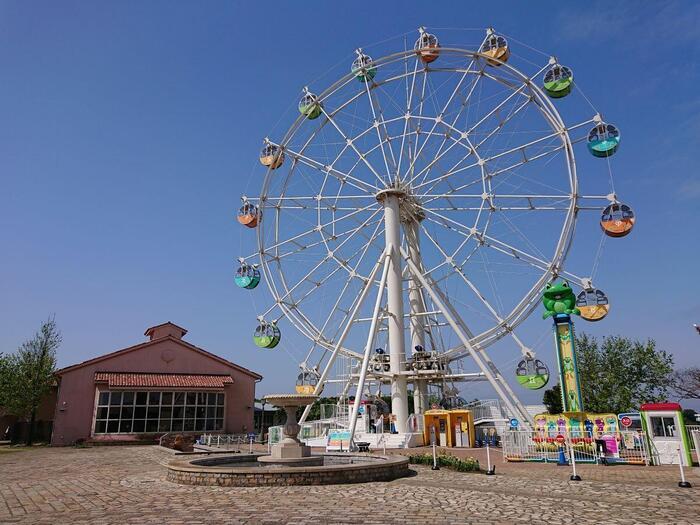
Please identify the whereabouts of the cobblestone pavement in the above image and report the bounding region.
[1,446,699,524]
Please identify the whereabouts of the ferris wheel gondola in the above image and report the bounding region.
[253,321,280,349]
[576,288,610,322]
[237,201,261,228]
[588,121,620,157]
[515,358,550,390]
[299,91,323,120]
[543,63,573,98]
[414,27,440,63]
[352,49,377,82]
[259,142,284,169]
[600,202,635,237]
[234,263,260,290]
[481,31,510,66]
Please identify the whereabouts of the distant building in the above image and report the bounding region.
[51,322,262,445]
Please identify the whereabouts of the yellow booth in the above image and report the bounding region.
[423,409,475,447]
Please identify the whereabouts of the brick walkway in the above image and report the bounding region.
[0,446,698,524]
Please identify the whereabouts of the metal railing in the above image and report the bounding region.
[686,425,700,450]
[502,429,649,465]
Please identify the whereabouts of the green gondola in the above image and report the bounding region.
[543,64,573,98]
[351,51,376,82]
[253,322,281,348]
[515,358,550,390]
[234,264,260,290]
[299,92,323,120]
[587,122,620,157]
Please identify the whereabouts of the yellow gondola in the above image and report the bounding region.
[295,371,319,395]
[481,32,510,66]
[576,288,610,322]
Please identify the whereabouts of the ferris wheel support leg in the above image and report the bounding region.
[383,193,409,434]
[348,252,392,448]
[299,248,388,425]
[406,221,428,416]
[400,247,533,430]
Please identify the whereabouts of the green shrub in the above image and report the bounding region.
[408,453,480,472]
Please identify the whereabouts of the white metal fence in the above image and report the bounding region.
[502,430,649,465]
[686,425,700,450]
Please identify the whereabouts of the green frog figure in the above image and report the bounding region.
[542,281,580,319]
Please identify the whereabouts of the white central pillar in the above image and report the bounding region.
[381,191,408,433]
[405,221,428,416]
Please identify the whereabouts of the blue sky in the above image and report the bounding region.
[1,1,698,408]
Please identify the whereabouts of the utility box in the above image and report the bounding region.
[423,409,474,447]
[449,409,474,448]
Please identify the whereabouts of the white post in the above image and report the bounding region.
[486,442,495,475]
[382,191,409,433]
[348,252,392,447]
[569,439,581,481]
[249,435,253,454]
[678,445,692,488]
[405,221,428,417]
[299,250,387,424]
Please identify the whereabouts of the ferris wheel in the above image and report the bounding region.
[235,27,635,432]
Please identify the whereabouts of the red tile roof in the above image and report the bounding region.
[94,372,234,389]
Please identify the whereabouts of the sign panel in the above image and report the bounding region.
[620,416,632,428]
[326,430,351,451]
[509,418,519,429]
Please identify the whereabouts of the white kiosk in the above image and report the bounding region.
[640,402,693,466]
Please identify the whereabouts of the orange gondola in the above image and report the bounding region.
[259,142,284,169]
[600,202,635,237]
[414,27,440,64]
[237,201,260,228]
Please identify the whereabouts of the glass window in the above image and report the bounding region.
[93,389,226,434]
[651,416,677,438]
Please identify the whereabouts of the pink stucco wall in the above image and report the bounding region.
[51,331,260,446]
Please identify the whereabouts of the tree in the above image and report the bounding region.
[0,318,61,444]
[575,333,674,414]
[670,367,700,401]
[543,384,563,414]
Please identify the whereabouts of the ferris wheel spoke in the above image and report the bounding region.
[317,104,388,187]
[363,81,398,181]
[270,142,378,194]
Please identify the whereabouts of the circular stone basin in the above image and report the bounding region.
[167,453,410,487]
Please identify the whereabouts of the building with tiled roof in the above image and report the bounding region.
[50,323,262,445]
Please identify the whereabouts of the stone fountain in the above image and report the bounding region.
[257,393,323,466]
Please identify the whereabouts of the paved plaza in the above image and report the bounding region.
[0,445,699,524]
